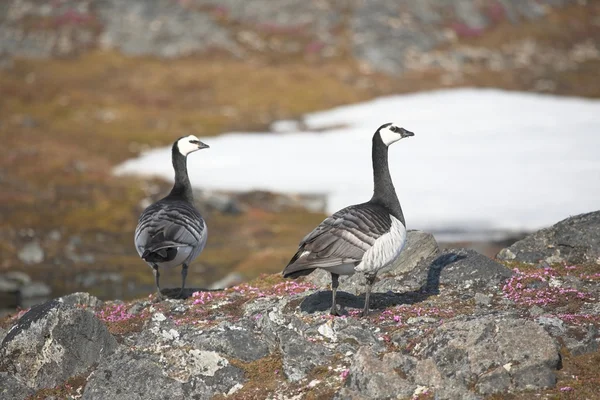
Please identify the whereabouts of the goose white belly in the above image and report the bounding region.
[355,216,407,275]
[327,263,358,276]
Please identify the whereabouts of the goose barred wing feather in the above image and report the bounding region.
[283,203,392,276]
[135,200,205,258]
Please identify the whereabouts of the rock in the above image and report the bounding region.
[497,211,600,264]
[17,240,44,264]
[432,248,513,290]
[536,316,566,335]
[1,211,598,398]
[0,0,591,77]
[82,349,244,400]
[0,300,118,390]
[414,315,560,396]
[341,347,417,399]
[59,292,103,308]
[474,292,491,306]
[374,247,512,297]
[385,230,441,276]
[279,329,333,382]
[334,318,385,353]
[190,321,270,362]
[96,0,241,58]
[563,325,599,356]
[0,372,34,400]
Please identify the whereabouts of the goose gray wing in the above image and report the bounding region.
[134,200,206,260]
[282,202,392,277]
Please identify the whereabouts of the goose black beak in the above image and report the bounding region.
[191,140,210,149]
[400,129,414,138]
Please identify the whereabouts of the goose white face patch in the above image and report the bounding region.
[379,124,403,146]
[356,216,407,274]
[177,135,202,156]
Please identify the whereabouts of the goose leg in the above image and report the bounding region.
[330,273,340,316]
[362,274,376,317]
[176,263,188,299]
[152,264,163,301]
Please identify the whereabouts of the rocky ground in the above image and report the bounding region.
[1,0,599,310]
[1,212,599,399]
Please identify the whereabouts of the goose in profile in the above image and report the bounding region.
[134,135,209,299]
[282,123,414,317]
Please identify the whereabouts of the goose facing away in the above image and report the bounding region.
[134,135,209,299]
[282,123,414,317]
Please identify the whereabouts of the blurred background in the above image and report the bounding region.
[1,0,599,315]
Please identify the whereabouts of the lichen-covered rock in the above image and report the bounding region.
[59,292,103,308]
[433,248,514,289]
[0,372,34,400]
[497,211,600,264]
[339,347,416,399]
[414,315,561,397]
[0,299,117,390]
[82,349,244,400]
[1,216,599,398]
[189,321,271,362]
[279,329,333,382]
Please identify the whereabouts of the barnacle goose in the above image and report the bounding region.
[134,135,209,300]
[282,123,414,316]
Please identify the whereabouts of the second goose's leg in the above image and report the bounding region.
[152,264,163,301]
[176,263,189,299]
[362,274,376,317]
[330,273,340,316]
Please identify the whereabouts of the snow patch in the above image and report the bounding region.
[115,88,600,238]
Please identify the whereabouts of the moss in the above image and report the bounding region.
[218,353,285,399]
[26,374,88,400]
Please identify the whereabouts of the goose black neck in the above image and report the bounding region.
[370,133,405,225]
[168,144,194,202]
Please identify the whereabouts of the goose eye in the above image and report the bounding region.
[390,126,399,133]
[189,140,200,145]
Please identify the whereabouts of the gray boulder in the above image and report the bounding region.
[0,299,118,390]
[432,248,514,290]
[189,321,271,362]
[0,372,34,400]
[414,314,561,397]
[82,349,244,400]
[59,292,103,308]
[279,329,333,382]
[339,347,416,399]
[497,211,600,264]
